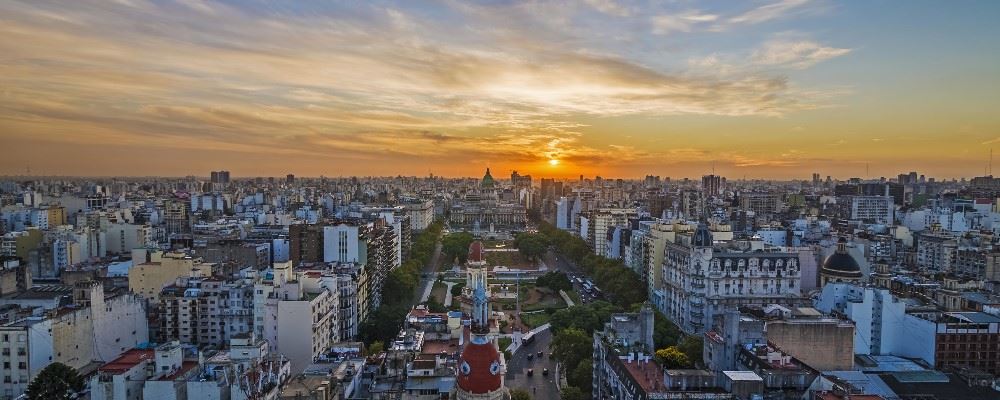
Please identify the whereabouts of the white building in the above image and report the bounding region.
[0,282,148,400]
[323,224,361,264]
[660,224,802,334]
[257,265,339,373]
[106,223,152,255]
[849,196,894,224]
[404,200,435,232]
[814,283,935,364]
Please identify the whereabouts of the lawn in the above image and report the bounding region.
[484,250,536,269]
[430,281,448,304]
[520,312,551,329]
[521,286,567,312]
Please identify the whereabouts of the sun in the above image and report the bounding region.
[548,159,560,166]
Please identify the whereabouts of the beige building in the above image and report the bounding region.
[128,251,216,303]
[766,314,855,371]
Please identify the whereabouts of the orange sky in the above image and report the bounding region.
[1,1,998,180]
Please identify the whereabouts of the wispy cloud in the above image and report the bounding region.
[752,39,851,69]
[727,0,812,26]
[0,0,854,176]
[651,11,719,35]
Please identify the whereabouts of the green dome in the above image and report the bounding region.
[481,168,495,188]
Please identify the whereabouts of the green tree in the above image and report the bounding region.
[424,297,447,313]
[552,327,591,369]
[514,232,549,260]
[451,282,466,297]
[367,341,384,355]
[678,335,704,367]
[560,386,586,400]
[442,232,475,264]
[25,362,85,400]
[655,347,690,369]
[510,388,532,400]
[537,271,572,292]
[568,358,593,394]
[653,311,682,350]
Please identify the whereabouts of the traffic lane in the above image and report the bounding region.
[505,329,559,399]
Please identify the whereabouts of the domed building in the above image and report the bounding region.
[820,238,863,286]
[455,245,507,400]
[448,168,527,238]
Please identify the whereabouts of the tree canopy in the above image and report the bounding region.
[359,220,443,344]
[514,232,549,260]
[510,388,532,400]
[552,327,592,371]
[550,301,621,335]
[25,362,85,400]
[560,386,586,400]
[441,232,475,264]
[655,347,691,369]
[536,270,572,292]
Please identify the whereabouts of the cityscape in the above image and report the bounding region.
[2,1,1000,400]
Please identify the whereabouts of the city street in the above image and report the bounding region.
[415,238,444,301]
[505,328,559,399]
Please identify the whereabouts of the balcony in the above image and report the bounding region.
[690,311,704,319]
[691,282,706,289]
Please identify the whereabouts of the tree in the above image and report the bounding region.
[442,232,475,264]
[424,297,447,313]
[450,282,466,297]
[653,311,682,350]
[510,388,532,400]
[655,347,690,369]
[560,386,586,400]
[678,335,704,367]
[550,301,621,335]
[25,362,84,400]
[514,232,549,260]
[552,328,591,369]
[568,358,593,394]
[367,341,384,355]
[536,271,572,292]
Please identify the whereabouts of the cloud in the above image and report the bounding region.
[0,0,851,176]
[651,11,719,35]
[582,0,630,17]
[751,39,851,69]
[727,0,811,25]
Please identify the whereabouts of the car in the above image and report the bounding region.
[527,353,533,361]
[527,369,534,377]
[537,351,543,358]
[542,368,549,376]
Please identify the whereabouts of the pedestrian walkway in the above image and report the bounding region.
[443,281,457,306]
[558,290,574,306]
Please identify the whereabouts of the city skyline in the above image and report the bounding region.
[2,0,999,179]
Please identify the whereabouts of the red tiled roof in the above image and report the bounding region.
[457,340,502,394]
[99,349,155,374]
[468,241,484,263]
[621,359,665,393]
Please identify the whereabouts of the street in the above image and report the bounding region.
[505,328,559,399]
[415,238,444,301]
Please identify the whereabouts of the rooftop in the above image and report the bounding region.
[621,359,666,393]
[99,349,155,374]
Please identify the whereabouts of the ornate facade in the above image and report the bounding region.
[449,169,527,235]
[660,224,803,334]
[456,242,507,400]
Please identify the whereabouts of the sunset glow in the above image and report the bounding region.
[1,1,998,179]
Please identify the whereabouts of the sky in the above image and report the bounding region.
[1,0,999,179]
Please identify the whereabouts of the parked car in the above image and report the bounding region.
[537,351,544,358]
[542,368,549,376]
[527,369,534,377]
[527,353,533,361]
